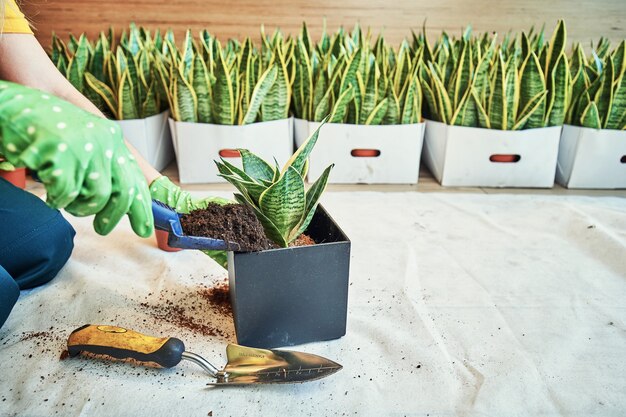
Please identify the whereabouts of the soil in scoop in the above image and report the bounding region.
[180,203,271,252]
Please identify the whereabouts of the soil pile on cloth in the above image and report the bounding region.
[180,203,271,252]
[17,329,64,356]
[139,280,234,340]
[198,280,232,316]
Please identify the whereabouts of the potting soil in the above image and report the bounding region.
[180,203,271,252]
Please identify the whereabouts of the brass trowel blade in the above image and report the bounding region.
[208,344,342,385]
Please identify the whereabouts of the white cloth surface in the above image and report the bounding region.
[0,191,625,417]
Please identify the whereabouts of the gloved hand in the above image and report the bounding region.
[0,81,153,237]
[149,175,231,268]
[149,175,231,213]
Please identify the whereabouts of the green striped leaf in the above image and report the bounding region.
[546,53,569,126]
[519,52,546,128]
[612,40,626,80]
[330,84,355,123]
[313,71,329,120]
[180,30,194,79]
[545,20,566,80]
[127,23,143,56]
[458,90,477,127]
[291,163,334,242]
[90,34,108,82]
[294,38,313,119]
[213,46,235,125]
[68,34,79,54]
[314,85,332,122]
[238,37,253,75]
[51,33,68,64]
[472,88,491,128]
[85,72,119,119]
[242,65,278,124]
[606,73,626,129]
[259,166,306,246]
[219,171,267,205]
[172,67,197,122]
[233,193,286,247]
[504,57,519,129]
[67,34,90,92]
[513,91,547,130]
[580,101,602,129]
[400,78,418,124]
[570,43,586,78]
[116,47,128,77]
[284,117,328,176]
[428,62,453,124]
[365,98,389,125]
[489,53,507,129]
[142,81,158,117]
[192,54,211,123]
[566,66,588,123]
[239,149,276,182]
[339,48,362,96]
[420,80,438,122]
[359,58,378,123]
[262,51,290,121]
[596,57,615,128]
[451,39,472,110]
[118,70,139,120]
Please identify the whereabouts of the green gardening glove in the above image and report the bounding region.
[0,81,153,237]
[149,175,231,213]
[150,175,231,268]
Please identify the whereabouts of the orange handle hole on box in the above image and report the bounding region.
[489,154,521,163]
[219,149,241,158]
[351,149,381,157]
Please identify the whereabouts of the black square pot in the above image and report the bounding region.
[227,205,351,349]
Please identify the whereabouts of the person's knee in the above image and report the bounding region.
[0,266,20,329]
[3,211,75,290]
[0,180,76,290]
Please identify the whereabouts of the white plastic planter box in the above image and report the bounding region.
[298,121,425,184]
[556,125,626,189]
[423,119,562,188]
[117,111,174,172]
[169,118,293,184]
[293,118,309,149]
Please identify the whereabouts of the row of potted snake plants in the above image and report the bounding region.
[47,21,625,189]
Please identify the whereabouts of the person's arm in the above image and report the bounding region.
[0,33,161,185]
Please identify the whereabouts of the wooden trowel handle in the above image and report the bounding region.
[67,324,185,368]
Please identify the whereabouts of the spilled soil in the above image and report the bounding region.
[138,279,233,340]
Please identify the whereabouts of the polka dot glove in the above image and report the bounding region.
[149,176,231,214]
[0,81,153,237]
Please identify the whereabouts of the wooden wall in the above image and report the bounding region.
[19,0,626,49]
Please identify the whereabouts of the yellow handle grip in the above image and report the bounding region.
[67,324,185,368]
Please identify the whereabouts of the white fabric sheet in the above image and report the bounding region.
[1,192,625,417]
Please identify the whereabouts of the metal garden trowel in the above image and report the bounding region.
[67,325,342,385]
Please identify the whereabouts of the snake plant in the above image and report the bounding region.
[162,29,290,125]
[566,40,626,130]
[50,24,165,120]
[420,20,569,130]
[214,120,333,247]
[294,23,422,125]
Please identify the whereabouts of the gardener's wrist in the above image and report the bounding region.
[126,141,161,185]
